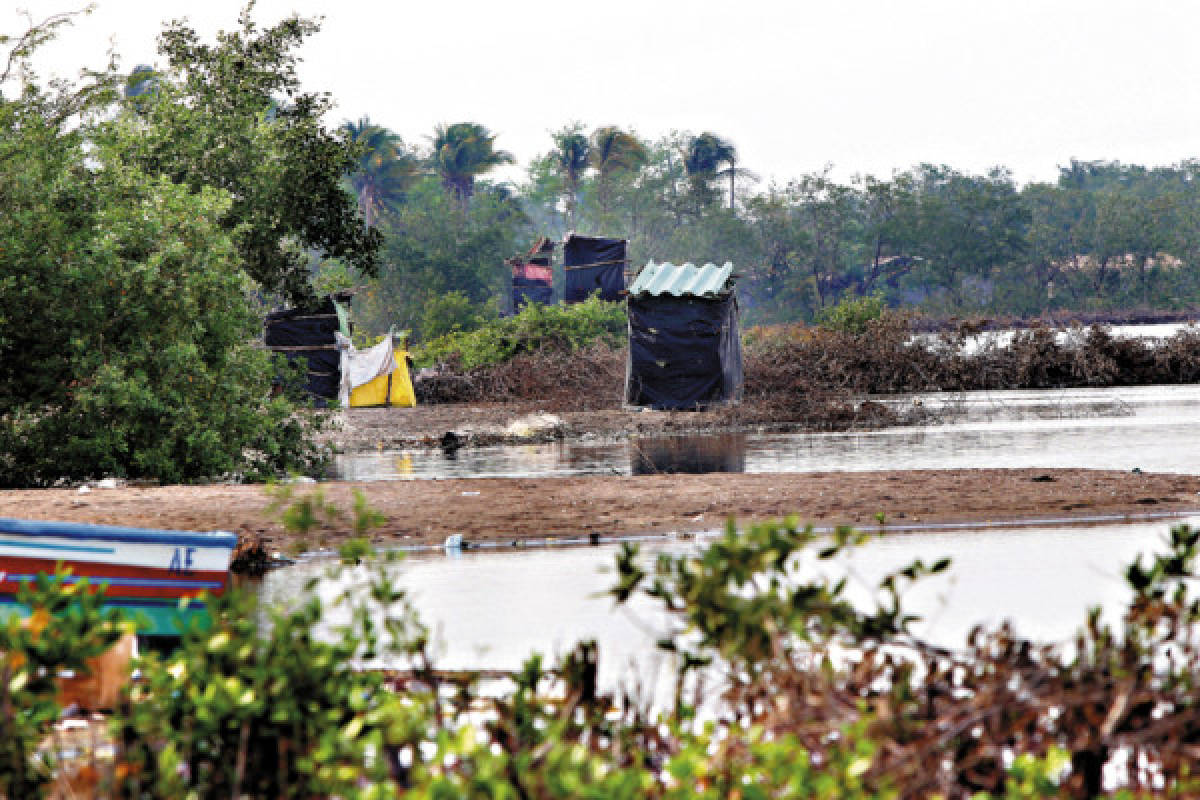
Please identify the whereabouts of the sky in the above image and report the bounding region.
[11,0,1200,189]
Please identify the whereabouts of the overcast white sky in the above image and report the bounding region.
[11,0,1200,188]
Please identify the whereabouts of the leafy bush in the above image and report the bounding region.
[10,514,1200,797]
[417,290,491,340]
[814,292,888,334]
[414,294,626,369]
[0,573,127,799]
[112,562,421,799]
[0,149,330,486]
[612,519,1200,797]
[0,18,330,487]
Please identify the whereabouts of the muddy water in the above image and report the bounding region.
[262,518,1199,682]
[336,384,1200,480]
[316,378,1200,679]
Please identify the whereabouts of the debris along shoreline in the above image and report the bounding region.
[351,508,1200,557]
[324,400,909,453]
[332,315,1200,453]
[400,316,1200,438]
[4,469,1199,555]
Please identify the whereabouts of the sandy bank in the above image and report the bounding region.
[2,469,1198,554]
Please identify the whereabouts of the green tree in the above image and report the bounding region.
[681,131,738,211]
[588,125,647,213]
[115,9,379,305]
[788,170,863,311]
[121,63,158,108]
[853,173,922,296]
[341,116,422,229]
[356,176,527,340]
[519,150,571,240]
[904,164,1029,310]
[715,140,758,210]
[740,188,812,319]
[550,122,590,226]
[430,121,515,209]
[0,18,326,487]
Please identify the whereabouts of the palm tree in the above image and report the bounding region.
[588,126,646,213]
[430,122,514,209]
[551,124,590,226]
[681,132,737,209]
[716,150,759,209]
[341,116,421,228]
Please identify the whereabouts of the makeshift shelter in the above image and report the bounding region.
[507,237,556,313]
[336,332,416,408]
[263,293,415,408]
[563,234,626,303]
[263,295,350,404]
[624,261,743,411]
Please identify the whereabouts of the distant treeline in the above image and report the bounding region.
[338,119,1200,339]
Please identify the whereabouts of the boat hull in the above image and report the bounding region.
[0,517,237,636]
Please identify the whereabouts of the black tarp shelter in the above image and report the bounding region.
[563,234,626,303]
[624,261,742,411]
[507,237,556,313]
[263,294,351,403]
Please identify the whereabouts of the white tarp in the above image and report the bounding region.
[335,332,396,407]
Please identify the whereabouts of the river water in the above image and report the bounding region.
[337,384,1200,480]
[262,517,1199,687]
[304,379,1200,676]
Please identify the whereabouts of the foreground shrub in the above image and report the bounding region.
[9,517,1200,797]
[612,519,1200,798]
[0,573,126,799]
[111,547,425,800]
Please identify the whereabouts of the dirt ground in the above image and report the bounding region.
[3,469,1199,555]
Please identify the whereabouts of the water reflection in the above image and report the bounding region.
[335,384,1200,481]
[629,433,747,475]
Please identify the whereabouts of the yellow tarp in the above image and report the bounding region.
[349,351,416,407]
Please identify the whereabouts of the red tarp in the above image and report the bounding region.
[512,263,553,283]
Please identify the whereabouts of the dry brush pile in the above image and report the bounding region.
[744,315,1200,396]
[414,343,627,409]
[414,314,1200,422]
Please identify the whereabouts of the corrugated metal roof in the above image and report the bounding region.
[627,261,735,298]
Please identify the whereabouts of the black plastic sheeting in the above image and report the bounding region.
[625,294,743,410]
[284,349,340,399]
[512,281,554,311]
[264,298,341,401]
[564,236,625,303]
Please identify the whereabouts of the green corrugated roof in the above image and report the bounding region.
[627,261,735,298]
